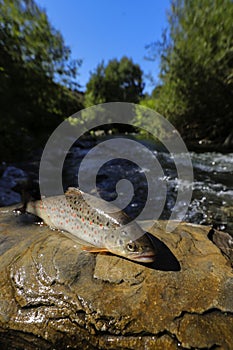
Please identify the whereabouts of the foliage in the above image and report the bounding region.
[84,57,145,107]
[140,98,157,110]
[0,0,83,161]
[146,0,233,142]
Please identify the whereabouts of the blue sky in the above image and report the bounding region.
[36,0,171,93]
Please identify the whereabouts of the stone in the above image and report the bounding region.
[0,166,28,206]
[0,206,232,349]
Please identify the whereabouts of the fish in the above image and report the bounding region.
[26,187,156,263]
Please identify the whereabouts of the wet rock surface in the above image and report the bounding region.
[0,206,232,350]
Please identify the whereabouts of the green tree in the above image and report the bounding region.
[146,0,233,143]
[0,0,83,160]
[84,57,145,107]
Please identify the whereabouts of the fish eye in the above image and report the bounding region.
[126,241,137,252]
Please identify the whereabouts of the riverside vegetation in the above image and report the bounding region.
[0,0,233,162]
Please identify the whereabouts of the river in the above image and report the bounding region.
[0,135,232,236]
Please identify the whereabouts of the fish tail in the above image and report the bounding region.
[13,193,36,216]
[13,177,38,213]
[22,189,33,211]
[26,199,41,216]
[13,188,34,215]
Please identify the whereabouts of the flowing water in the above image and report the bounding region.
[0,135,232,236]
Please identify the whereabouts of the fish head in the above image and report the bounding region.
[105,223,156,263]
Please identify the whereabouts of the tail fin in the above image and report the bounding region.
[13,178,36,214]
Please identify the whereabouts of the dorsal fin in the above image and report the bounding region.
[65,187,83,197]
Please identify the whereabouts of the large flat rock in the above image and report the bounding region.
[0,206,232,349]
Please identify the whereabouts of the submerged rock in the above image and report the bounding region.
[0,166,28,206]
[0,206,232,350]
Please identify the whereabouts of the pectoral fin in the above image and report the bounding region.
[81,246,109,253]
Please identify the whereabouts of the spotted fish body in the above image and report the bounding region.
[26,187,156,263]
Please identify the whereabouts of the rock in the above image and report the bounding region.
[208,228,233,265]
[0,166,28,206]
[0,206,232,350]
[0,187,21,207]
[223,131,233,148]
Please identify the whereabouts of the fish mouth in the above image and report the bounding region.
[131,253,156,263]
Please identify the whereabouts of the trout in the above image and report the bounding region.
[26,187,156,263]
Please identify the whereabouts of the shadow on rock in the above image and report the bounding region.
[142,233,181,271]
